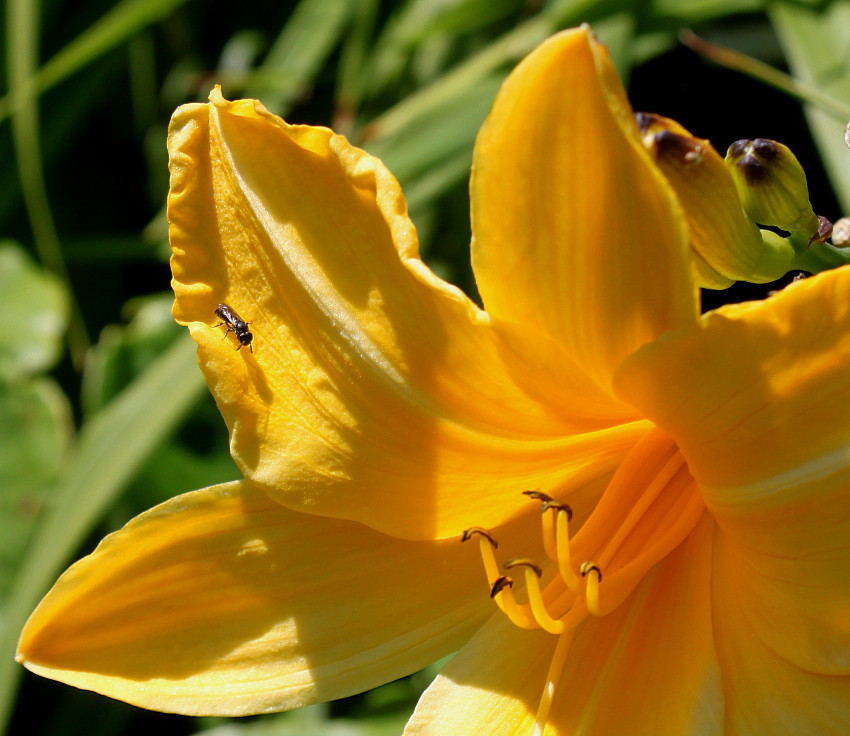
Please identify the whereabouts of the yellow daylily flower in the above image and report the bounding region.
[18,26,850,735]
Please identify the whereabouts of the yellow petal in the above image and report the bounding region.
[615,267,850,674]
[548,515,721,735]
[470,27,698,389]
[168,87,644,541]
[614,266,850,493]
[708,495,850,680]
[18,481,497,716]
[404,614,552,735]
[712,533,850,734]
[407,515,721,735]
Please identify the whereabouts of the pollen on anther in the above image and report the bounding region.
[490,576,513,597]
[580,561,602,582]
[504,557,543,577]
[524,489,573,520]
[461,527,498,548]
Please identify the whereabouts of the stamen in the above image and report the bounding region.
[490,576,512,597]
[504,558,563,634]
[555,507,580,593]
[580,562,602,617]
[524,491,558,561]
[463,528,537,629]
[462,427,706,736]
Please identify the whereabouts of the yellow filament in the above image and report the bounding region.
[520,567,564,635]
[555,508,580,593]
[541,508,557,561]
[477,536,501,582]
[597,449,685,569]
[494,583,539,630]
[476,536,537,629]
[531,602,592,734]
[593,482,704,614]
[583,566,602,617]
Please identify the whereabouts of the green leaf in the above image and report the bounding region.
[81,293,181,415]
[0,377,72,599]
[0,0,194,123]
[0,243,67,378]
[244,0,354,117]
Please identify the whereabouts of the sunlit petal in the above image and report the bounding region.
[18,481,496,716]
[168,89,643,541]
[408,516,721,735]
[614,266,850,495]
[470,27,698,388]
[615,266,850,673]
[404,614,550,735]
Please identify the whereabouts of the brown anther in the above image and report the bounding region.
[504,557,543,577]
[580,561,603,582]
[490,576,513,598]
[523,489,554,503]
[461,527,498,548]
[523,490,573,520]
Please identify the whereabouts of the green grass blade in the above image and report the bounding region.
[0,0,193,124]
[360,0,601,143]
[770,2,850,213]
[245,0,353,117]
[6,0,89,364]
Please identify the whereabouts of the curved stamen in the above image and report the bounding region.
[555,507,580,593]
[580,562,602,616]
[505,558,563,634]
[463,529,537,629]
[525,491,559,561]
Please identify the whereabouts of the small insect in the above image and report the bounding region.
[214,303,254,352]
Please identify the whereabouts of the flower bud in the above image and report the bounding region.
[637,113,764,288]
[725,139,820,235]
[750,230,795,284]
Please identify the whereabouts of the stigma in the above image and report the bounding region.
[462,426,705,733]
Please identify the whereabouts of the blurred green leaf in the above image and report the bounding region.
[81,293,181,415]
[362,0,520,98]
[244,0,354,116]
[649,0,766,22]
[0,243,67,378]
[359,0,611,143]
[0,377,72,599]
[0,0,194,123]
[770,1,850,214]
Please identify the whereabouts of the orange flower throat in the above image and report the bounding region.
[463,427,705,733]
